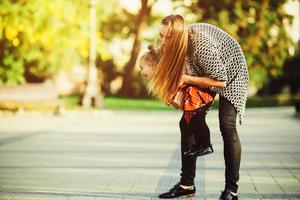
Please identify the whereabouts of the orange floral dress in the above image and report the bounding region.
[177,84,215,124]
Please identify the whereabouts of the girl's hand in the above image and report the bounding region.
[165,96,175,107]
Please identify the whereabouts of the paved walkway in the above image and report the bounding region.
[0,107,299,200]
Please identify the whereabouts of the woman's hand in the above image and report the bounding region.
[181,74,226,88]
[180,74,189,85]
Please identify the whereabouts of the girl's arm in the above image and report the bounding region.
[181,74,226,88]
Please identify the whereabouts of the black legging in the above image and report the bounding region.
[179,105,211,186]
[219,96,241,193]
[179,96,241,193]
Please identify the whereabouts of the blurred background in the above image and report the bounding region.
[0,0,299,112]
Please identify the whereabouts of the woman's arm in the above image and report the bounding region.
[181,74,226,88]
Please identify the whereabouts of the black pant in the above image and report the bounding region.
[179,106,211,186]
[179,96,241,193]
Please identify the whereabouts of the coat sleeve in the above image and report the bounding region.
[193,33,227,82]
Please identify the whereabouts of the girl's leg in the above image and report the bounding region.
[191,110,211,148]
[179,114,197,186]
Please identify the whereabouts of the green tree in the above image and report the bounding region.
[0,0,110,86]
[179,0,294,92]
[0,0,84,85]
[117,0,154,97]
[98,0,158,97]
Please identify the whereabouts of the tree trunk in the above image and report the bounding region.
[118,0,153,97]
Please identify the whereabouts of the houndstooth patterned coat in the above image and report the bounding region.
[186,23,249,124]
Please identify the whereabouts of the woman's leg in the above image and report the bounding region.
[158,114,197,198]
[179,104,214,185]
[219,96,241,193]
[179,114,197,186]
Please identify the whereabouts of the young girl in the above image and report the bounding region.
[139,45,215,157]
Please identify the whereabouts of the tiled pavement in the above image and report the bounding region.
[0,107,299,200]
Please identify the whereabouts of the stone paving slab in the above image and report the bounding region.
[0,107,299,200]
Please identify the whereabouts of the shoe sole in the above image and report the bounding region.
[186,193,195,197]
[184,151,213,157]
[158,193,195,199]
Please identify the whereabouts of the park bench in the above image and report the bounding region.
[0,83,63,114]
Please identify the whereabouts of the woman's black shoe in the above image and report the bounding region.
[158,183,195,199]
[219,189,238,200]
[184,145,214,157]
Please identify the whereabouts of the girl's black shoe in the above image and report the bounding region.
[184,145,214,157]
[158,183,195,199]
[219,189,238,200]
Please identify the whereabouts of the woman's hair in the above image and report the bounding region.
[148,14,189,103]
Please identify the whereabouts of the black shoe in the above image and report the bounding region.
[184,145,214,157]
[158,183,195,199]
[219,189,238,200]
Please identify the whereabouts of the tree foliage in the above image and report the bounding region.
[0,0,296,98]
[0,0,110,85]
[182,0,294,90]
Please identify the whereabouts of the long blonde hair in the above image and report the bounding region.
[148,14,189,102]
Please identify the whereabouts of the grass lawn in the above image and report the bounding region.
[1,94,299,112]
[103,97,172,110]
[62,94,300,110]
[62,95,173,110]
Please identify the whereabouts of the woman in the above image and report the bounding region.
[149,15,249,200]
